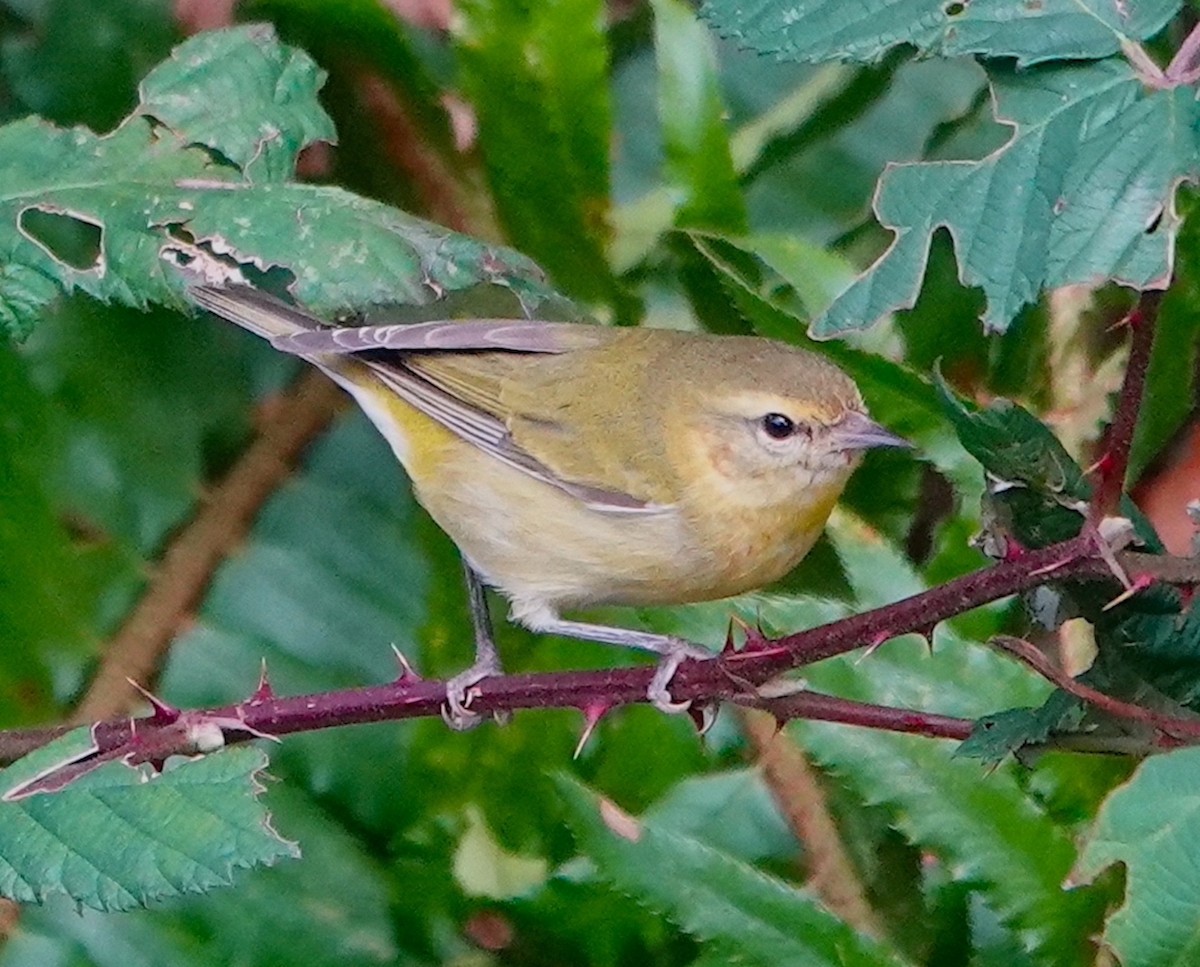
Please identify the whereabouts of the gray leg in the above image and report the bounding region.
[443,560,505,730]
[525,614,711,713]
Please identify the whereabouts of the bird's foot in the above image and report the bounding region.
[442,657,505,731]
[647,642,713,714]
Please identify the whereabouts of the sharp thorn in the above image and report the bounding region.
[1102,573,1154,611]
[722,618,738,655]
[249,660,274,703]
[126,678,179,724]
[854,642,883,665]
[391,644,422,683]
[574,703,610,759]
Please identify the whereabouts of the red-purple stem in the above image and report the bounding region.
[1091,290,1163,520]
[3,545,1193,769]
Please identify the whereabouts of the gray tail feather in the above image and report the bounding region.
[189,285,328,341]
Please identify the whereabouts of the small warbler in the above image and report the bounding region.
[190,285,908,725]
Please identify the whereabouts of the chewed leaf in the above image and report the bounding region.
[0,738,297,911]
[814,59,1196,335]
[137,24,336,182]
[0,24,564,340]
[701,0,1179,68]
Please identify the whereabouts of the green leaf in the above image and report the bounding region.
[453,0,617,304]
[651,0,746,233]
[0,24,558,339]
[5,785,398,967]
[800,717,1103,963]
[556,776,907,967]
[1076,747,1200,966]
[0,732,297,911]
[957,692,1085,765]
[701,0,1179,68]
[931,370,1088,501]
[137,23,336,183]
[815,60,1197,335]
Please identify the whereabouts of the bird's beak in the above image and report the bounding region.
[829,411,911,452]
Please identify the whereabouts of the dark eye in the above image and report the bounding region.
[761,413,797,439]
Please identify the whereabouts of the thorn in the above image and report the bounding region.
[1029,556,1075,578]
[722,618,739,655]
[1102,573,1155,611]
[1089,518,1134,588]
[689,702,718,736]
[249,660,274,703]
[728,612,757,647]
[391,645,422,683]
[855,631,892,664]
[1086,450,1116,479]
[739,619,771,653]
[574,703,610,759]
[126,679,179,724]
[915,624,937,651]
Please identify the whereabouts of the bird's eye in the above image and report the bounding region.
[760,413,797,440]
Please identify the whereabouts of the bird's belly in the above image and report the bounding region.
[336,380,837,615]
[410,435,833,614]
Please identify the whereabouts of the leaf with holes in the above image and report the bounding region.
[701,0,1179,68]
[0,24,562,340]
[813,59,1199,335]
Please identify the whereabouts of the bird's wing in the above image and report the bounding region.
[270,318,608,355]
[190,285,666,515]
[365,359,663,513]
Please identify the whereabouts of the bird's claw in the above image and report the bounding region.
[441,660,504,731]
[647,644,713,715]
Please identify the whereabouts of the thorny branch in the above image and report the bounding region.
[0,292,1194,775]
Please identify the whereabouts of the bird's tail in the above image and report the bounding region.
[189,285,328,343]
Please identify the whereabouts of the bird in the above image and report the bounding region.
[188,284,909,726]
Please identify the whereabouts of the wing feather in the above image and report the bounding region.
[189,284,666,515]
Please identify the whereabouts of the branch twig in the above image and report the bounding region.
[1090,290,1163,521]
[5,546,1199,771]
[989,635,1200,741]
[4,285,1184,773]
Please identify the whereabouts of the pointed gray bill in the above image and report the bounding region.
[829,411,912,452]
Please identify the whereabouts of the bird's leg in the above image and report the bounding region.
[443,560,505,730]
[522,613,711,714]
